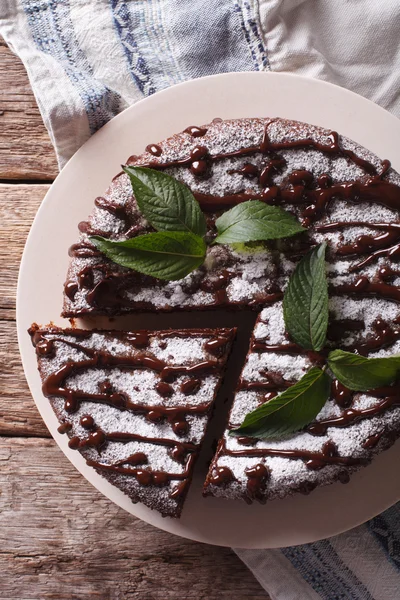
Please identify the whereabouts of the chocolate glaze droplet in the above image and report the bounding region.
[190,159,208,176]
[145,144,162,156]
[156,381,174,397]
[170,479,190,500]
[190,146,208,161]
[180,378,201,395]
[80,415,95,430]
[136,469,152,485]
[147,409,163,423]
[362,431,383,449]
[35,339,55,357]
[184,125,208,137]
[228,163,259,178]
[122,452,148,466]
[153,471,170,486]
[99,380,113,394]
[378,265,396,281]
[209,466,235,486]
[57,422,72,434]
[171,419,189,437]
[64,281,78,301]
[245,463,269,500]
[88,429,106,449]
[331,380,353,408]
[68,436,80,449]
[205,337,228,357]
[127,332,150,348]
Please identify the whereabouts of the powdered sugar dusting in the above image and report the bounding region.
[34,328,233,517]
[58,116,400,508]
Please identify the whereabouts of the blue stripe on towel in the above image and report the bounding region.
[233,1,269,71]
[282,541,374,600]
[23,0,122,134]
[110,0,262,95]
[110,0,156,96]
[368,504,400,571]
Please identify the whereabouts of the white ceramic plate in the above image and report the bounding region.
[17,72,400,549]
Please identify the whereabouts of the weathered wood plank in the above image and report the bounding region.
[0,184,48,311]
[0,184,50,436]
[0,319,49,437]
[0,41,58,180]
[0,437,269,600]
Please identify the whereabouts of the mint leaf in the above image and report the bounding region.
[230,367,331,439]
[327,350,400,391]
[91,232,206,281]
[123,166,206,236]
[283,243,328,351]
[214,201,305,244]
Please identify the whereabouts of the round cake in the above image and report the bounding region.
[55,117,400,508]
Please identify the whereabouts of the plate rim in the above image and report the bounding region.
[16,71,400,549]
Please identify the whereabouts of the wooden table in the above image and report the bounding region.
[0,39,270,599]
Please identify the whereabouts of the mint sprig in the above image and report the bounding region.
[230,368,330,439]
[91,167,306,282]
[123,166,207,236]
[283,243,328,351]
[214,201,305,244]
[236,244,400,439]
[327,350,400,391]
[91,232,206,281]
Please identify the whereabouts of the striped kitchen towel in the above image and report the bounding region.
[1,2,400,599]
[1,1,400,168]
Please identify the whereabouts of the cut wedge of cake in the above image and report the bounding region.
[29,325,235,517]
[204,299,400,503]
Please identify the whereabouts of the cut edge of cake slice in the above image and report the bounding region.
[29,324,236,518]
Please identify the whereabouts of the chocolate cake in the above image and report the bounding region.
[203,300,400,503]
[29,325,235,517]
[43,116,400,510]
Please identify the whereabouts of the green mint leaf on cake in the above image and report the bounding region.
[327,350,400,391]
[283,242,328,351]
[123,166,207,237]
[91,232,206,281]
[213,201,305,244]
[230,367,331,439]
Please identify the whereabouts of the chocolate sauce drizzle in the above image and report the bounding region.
[133,123,398,223]
[220,440,367,470]
[59,120,400,497]
[87,451,196,492]
[30,330,224,437]
[306,386,400,436]
[29,327,236,501]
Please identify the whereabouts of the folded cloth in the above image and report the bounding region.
[1,1,400,598]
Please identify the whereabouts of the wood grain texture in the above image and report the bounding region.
[0,437,268,600]
[0,185,50,437]
[0,184,48,312]
[0,42,58,180]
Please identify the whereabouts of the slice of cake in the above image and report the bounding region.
[203,298,400,503]
[29,324,235,517]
